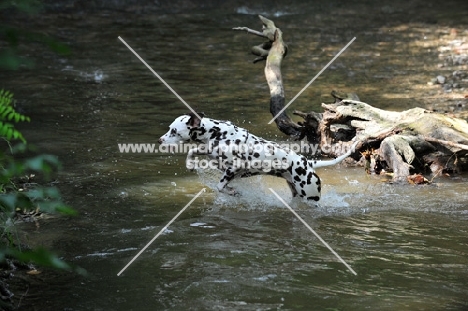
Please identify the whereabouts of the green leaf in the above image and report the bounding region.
[0,49,35,70]
[24,155,58,172]
[0,90,29,142]
[46,40,71,56]
[55,204,77,216]
[0,193,17,213]
[11,142,28,153]
[44,186,60,198]
[15,192,35,209]
[0,246,87,275]
[24,188,43,200]
[38,201,77,216]
[0,107,13,119]
[6,127,13,140]
[7,111,15,121]
[9,247,71,270]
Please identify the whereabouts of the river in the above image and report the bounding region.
[1,0,468,310]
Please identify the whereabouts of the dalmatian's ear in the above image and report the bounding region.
[187,112,205,128]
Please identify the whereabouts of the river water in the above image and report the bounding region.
[2,1,468,310]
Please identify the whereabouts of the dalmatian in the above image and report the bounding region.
[158,113,359,201]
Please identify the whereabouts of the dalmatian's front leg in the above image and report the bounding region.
[217,167,240,196]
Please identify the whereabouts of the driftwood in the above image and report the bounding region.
[234,15,468,182]
[234,16,301,138]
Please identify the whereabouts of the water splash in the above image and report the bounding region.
[195,167,468,216]
[196,168,295,210]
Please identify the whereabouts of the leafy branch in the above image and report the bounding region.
[0,89,30,143]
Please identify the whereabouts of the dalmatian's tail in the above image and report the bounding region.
[312,140,360,169]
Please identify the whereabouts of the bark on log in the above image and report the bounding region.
[308,99,468,181]
[234,16,468,182]
[234,15,301,138]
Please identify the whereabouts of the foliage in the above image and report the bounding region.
[0,5,81,300]
[0,0,78,278]
[0,92,77,275]
[0,0,71,70]
[0,144,76,216]
[0,89,30,143]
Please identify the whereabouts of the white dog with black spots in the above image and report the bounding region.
[159,113,359,201]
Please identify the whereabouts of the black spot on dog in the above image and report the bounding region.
[295,166,307,176]
[209,127,221,140]
[314,174,321,185]
[209,126,221,133]
[307,196,320,201]
[189,127,207,142]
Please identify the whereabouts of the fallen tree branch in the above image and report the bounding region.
[232,27,267,38]
[423,136,468,151]
[235,16,468,182]
[235,15,301,138]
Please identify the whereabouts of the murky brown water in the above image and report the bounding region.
[1,1,468,310]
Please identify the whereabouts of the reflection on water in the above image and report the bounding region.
[2,1,468,310]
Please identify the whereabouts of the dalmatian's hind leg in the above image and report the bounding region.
[287,181,298,197]
[217,167,240,196]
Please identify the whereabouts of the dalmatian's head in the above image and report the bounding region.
[158,113,204,145]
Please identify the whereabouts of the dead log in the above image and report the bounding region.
[303,99,468,181]
[234,15,301,138]
[234,16,468,182]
